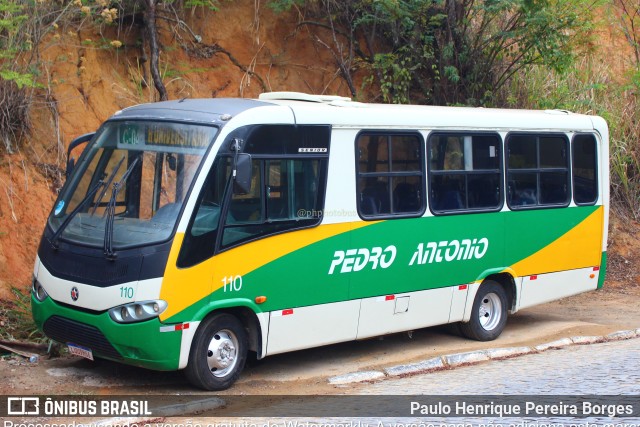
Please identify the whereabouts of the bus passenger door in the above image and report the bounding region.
[215,125,360,356]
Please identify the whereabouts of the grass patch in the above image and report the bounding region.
[0,286,46,343]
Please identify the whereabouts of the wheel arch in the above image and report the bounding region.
[483,272,517,312]
[208,306,263,357]
[179,300,267,370]
[459,276,511,341]
[463,270,517,322]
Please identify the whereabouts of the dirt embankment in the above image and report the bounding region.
[0,0,363,298]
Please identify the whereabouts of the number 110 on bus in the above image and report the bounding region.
[222,275,243,292]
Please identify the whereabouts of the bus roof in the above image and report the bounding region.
[111,93,603,134]
[258,96,601,133]
[112,98,271,124]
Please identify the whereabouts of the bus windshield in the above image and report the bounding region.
[48,120,217,251]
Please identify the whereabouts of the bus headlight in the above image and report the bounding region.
[108,300,168,324]
[31,278,49,302]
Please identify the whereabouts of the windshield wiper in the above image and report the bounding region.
[103,157,139,259]
[50,179,106,249]
[50,155,127,249]
[91,155,126,216]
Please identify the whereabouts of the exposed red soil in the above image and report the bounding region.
[0,0,363,299]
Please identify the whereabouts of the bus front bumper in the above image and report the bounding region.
[32,295,182,371]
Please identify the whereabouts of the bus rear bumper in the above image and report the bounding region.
[32,295,182,371]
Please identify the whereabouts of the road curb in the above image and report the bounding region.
[607,329,640,340]
[534,337,573,351]
[328,370,386,385]
[383,356,445,377]
[327,328,640,386]
[444,350,490,366]
[570,335,605,344]
[485,346,534,359]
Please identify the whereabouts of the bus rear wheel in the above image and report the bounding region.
[459,280,507,341]
[185,313,248,390]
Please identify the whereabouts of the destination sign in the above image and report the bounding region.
[117,122,214,152]
[145,124,211,149]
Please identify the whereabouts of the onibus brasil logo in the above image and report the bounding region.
[5,397,151,417]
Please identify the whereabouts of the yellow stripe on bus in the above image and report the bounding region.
[509,206,604,277]
[159,221,375,321]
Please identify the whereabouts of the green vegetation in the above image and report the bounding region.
[0,0,227,140]
[270,0,596,105]
[0,287,45,342]
[0,0,39,152]
[268,0,639,220]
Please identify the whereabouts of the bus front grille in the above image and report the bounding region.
[43,316,123,360]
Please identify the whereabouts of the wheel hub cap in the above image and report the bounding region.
[478,292,502,331]
[206,330,238,377]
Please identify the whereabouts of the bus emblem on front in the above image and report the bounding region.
[71,287,79,302]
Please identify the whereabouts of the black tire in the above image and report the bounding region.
[459,280,508,341]
[185,313,248,390]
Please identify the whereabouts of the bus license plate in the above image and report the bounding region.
[67,343,94,361]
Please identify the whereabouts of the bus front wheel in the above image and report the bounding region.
[459,281,508,341]
[185,313,248,390]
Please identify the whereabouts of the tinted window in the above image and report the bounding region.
[178,125,330,266]
[572,134,598,205]
[356,133,424,218]
[222,158,325,248]
[507,134,570,209]
[428,134,502,213]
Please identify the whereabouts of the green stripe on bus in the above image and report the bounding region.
[164,205,599,323]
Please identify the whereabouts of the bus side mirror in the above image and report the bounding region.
[233,153,252,194]
[66,132,95,178]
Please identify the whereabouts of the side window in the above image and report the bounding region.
[226,161,263,224]
[266,159,321,221]
[428,133,502,214]
[507,134,570,209]
[222,157,325,248]
[572,134,598,205]
[356,133,424,218]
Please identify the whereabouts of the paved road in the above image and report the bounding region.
[356,337,640,425]
[363,336,640,394]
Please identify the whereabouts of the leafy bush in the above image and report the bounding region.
[269,0,596,105]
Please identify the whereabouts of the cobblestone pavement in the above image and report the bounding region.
[195,338,640,427]
[352,337,640,425]
[362,336,640,395]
